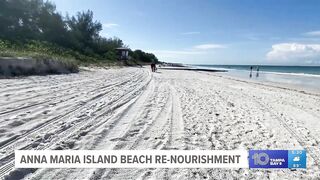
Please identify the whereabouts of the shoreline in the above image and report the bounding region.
[159,65,320,94]
[189,65,320,93]
[205,71,320,96]
[158,66,227,72]
[195,65,320,76]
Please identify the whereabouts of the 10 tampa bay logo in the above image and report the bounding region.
[249,150,306,169]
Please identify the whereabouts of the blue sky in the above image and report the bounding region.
[52,0,320,65]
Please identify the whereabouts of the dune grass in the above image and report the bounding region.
[0,40,81,76]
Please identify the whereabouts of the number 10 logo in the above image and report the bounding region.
[252,152,269,165]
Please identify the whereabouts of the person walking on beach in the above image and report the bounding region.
[249,66,253,78]
[151,60,156,72]
[256,66,259,77]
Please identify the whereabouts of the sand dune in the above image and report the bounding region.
[0,67,319,179]
[0,57,78,77]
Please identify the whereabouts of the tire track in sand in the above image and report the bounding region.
[98,79,186,180]
[0,68,149,179]
[25,71,154,180]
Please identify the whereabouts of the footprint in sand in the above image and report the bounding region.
[8,120,25,127]
[0,129,7,135]
[42,110,51,115]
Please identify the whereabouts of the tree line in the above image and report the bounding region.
[0,0,158,63]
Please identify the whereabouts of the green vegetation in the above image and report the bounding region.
[130,50,158,63]
[0,0,158,66]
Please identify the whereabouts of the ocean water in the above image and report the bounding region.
[195,65,320,91]
[196,65,320,75]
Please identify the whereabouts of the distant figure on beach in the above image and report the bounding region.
[249,66,253,78]
[256,66,259,77]
[151,60,156,72]
[150,63,155,72]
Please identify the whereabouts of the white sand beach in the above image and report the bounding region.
[0,67,320,179]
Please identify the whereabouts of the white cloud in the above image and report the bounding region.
[193,44,226,50]
[267,43,320,64]
[148,50,204,56]
[99,32,109,37]
[181,31,200,35]
[146,50,205,61]
[147,43,225,62]
[103,23,119,28]
[242,33,262,41]
[303,30,320,36]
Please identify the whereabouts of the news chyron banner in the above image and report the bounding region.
[15,150,306,169]
[15,150,249,168]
